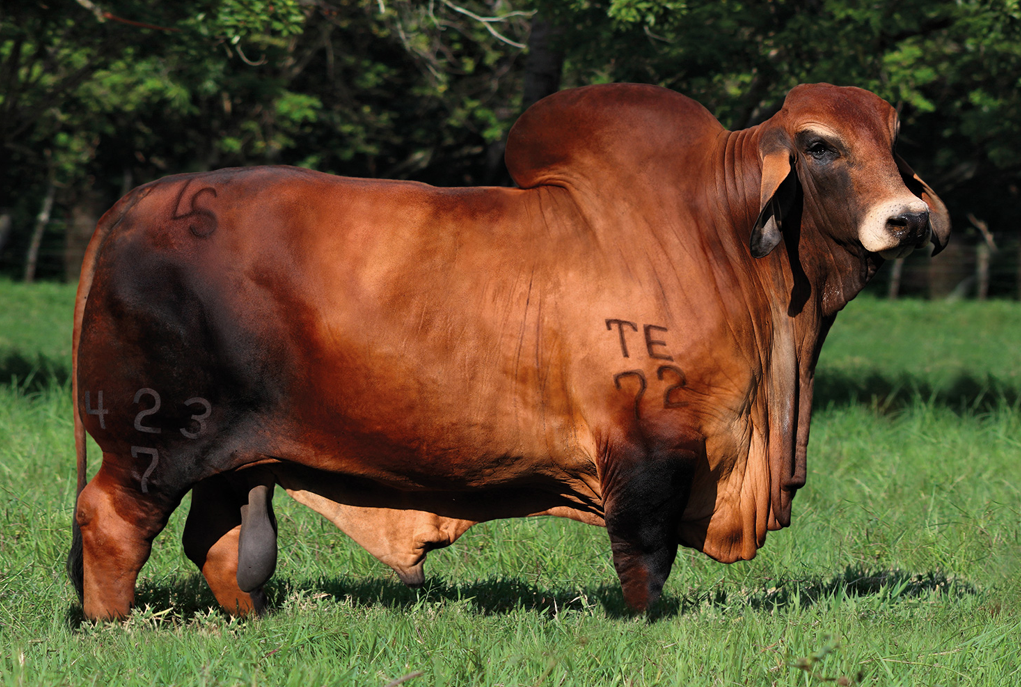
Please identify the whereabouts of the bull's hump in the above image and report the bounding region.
[506,84,724,189]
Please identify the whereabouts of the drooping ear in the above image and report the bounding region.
[751,139,798,258]
[895,153,951,256]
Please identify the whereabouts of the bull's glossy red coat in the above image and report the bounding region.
[69,83,949,620]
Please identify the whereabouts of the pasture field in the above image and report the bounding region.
[0,278,1019,686]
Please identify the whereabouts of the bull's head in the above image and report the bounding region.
[750,84,950,260]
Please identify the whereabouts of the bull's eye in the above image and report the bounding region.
[806,141,836,161]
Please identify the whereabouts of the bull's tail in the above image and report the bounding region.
[67,185,153,601]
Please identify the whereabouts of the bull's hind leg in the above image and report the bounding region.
[75,456,179,620]
[601,444,700,612]
[183,470,276,616]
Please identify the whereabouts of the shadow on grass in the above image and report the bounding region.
[278,565,976,621]
[683,567,976,616]
[812,370,1018,414]
[0,351,70,391]
[66,565,977,629]
[273,575,645,620]
[65,574,224,630]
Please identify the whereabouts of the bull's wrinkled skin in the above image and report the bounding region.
[67,83,949,620]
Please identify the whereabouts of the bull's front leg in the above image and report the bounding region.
[600,442,700,612]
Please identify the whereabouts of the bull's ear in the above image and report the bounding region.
[751,149,797,258]
[895,153,951,256]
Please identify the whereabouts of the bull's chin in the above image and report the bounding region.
[879,244,916,260]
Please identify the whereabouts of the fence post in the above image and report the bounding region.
[969,214,996,302]
[976,242,990,300]
[887,257,905,299]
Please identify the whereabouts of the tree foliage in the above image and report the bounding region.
[2,0,1020,283]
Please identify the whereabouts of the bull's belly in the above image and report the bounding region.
[257,338,602,493]
[274,462,605,526]
[269,462,605,585]
[259,407,604,510]
[259,354,777,565]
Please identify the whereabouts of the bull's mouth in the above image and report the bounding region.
[878,225,932,260]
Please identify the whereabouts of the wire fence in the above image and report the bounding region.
[874,236,1021,300]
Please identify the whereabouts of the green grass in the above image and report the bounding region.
[815,297,1021,412]
[0,280,74,391]
[1,281,1019,686]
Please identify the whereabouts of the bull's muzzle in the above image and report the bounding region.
[876,205,933,259]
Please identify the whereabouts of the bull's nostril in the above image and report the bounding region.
[887,211,929,237]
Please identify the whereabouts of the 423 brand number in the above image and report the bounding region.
[83,388,212,493]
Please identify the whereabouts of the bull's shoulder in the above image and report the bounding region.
[506,83,725,189]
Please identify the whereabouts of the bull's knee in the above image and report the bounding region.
[77,467,168,621]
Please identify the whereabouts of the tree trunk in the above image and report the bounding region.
[521,16,564,111]
[976,242,990,301]
[120,164,133,197]
[24,174,55,283]
[486,15,565,186]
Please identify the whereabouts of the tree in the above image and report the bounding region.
[535,0,1021,295]
[5,0,1021,294]
[1,0,309,278]
[1,0,534,278]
